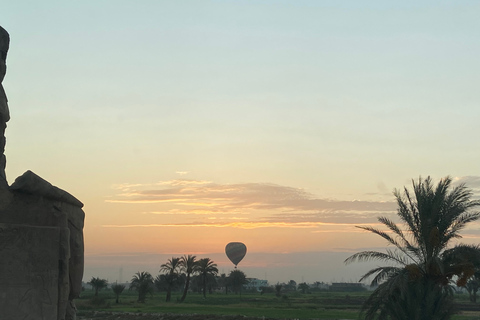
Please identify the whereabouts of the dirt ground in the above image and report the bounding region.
[78,311,278,320]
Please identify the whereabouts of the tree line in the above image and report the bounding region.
[87,254,248,303]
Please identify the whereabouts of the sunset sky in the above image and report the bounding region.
[2,1,480,284]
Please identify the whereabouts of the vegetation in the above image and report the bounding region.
[346,176,480,320]
[179,255,200,302]
[228,269,248,294]
[158,257,182,302]
[217,273,228,294]
[198,257,219,298]
[275,284,282,297]
[466,272,480,302]
[298,282,309,294]
[76,289,480,320]
[111,283,125,303]
[130,271,154,303]
[87,277,108,296]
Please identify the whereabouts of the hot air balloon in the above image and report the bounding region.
[225,242,247,268]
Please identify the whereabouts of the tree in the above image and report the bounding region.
[285,280,297,292]
[298,282,309,294]
[197,258,219,298]
[130,271,154,303]
[275,283,282,297]
[228,269,248,294]
[159,257,181,302]
[179,255,199,302]
[111,283,125,303]
[217,273,228,294]
[466,271,480,302]
[87,277,108,296]
[345,176,480,320]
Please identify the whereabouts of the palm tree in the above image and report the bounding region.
[111,283,125,303]
[179,255,199,302]
[217,273,228,294]
[159,257,181,302]
[87,277,108,296]
[345,176,480,320]
[466,270,480,302]
[130,271,154,303]
[197,258,219,298]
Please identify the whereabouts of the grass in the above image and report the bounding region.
[77,289,480,320]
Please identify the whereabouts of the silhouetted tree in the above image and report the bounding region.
[198,258,219,298]
[159,257,181,302]
[285,280,297,292]
[217,273,228,294]
[228,269,248,294]
[130,271,154,303]
[87,277,108,296]
[346,176,480,320]
[190,275,203,293]
[275,283,282,297]
[179,255,199,302]
[298,282,309,294]
[466,271,480,303]
[111,283,125,303]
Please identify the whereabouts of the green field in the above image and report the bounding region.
[77,289,480,320]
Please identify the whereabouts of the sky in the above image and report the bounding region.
[2,0,480,285]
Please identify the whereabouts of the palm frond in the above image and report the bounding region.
[446,212,480,239]
[377,216,421,261]
[345,249,409,266]
[359,266,402,286]
[357,225,402,248]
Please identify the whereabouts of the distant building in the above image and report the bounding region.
[330,282,366,292]
[245,278,268,291]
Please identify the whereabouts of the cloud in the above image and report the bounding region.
[102,221,376,230]
[104,180,397,228]
[454,176,480,191]
[452,176,480,200]
[107,179,395,212]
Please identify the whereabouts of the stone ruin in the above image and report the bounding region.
[0,26,85,320]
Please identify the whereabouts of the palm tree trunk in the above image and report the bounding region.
[180,274,190,302]
[203,274,207,299]
[166,287,171,302]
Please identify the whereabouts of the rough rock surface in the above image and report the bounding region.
[0,25,10,184]
[0,171,85,320]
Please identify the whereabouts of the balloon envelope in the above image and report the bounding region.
[225,242,247,267]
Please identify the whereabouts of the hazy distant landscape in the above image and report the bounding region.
[3,1,480,320]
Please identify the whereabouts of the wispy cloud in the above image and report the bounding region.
[454,176,480,188]
[104,180,397,229]
[102,221,376,229]
[454,176,480,199]
[107,180,395,211]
